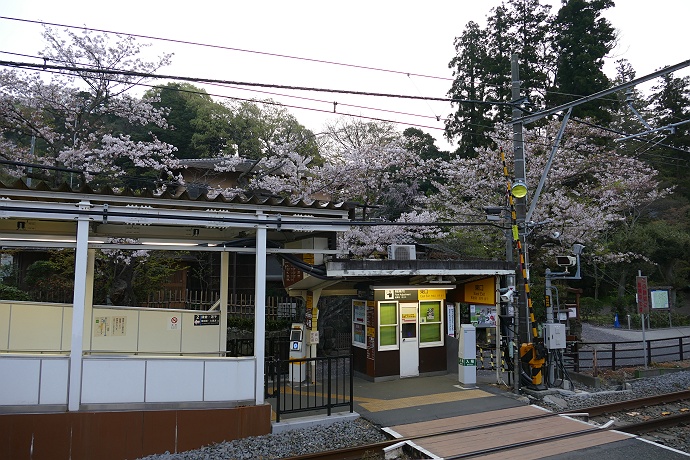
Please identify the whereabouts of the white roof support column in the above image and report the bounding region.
[254,213,267,405]
[220,252,229,355]
[68,201,92,411]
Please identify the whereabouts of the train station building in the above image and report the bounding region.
[0,181,514,458]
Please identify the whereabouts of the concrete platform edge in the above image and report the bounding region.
[271,411,360,434]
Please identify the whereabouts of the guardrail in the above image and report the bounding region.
[265,354,353,422]
[564,336,690,372]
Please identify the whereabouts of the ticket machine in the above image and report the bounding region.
[289,323,306,383]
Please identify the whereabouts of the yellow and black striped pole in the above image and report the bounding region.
[500,150,546,387]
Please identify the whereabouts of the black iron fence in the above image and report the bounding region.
[265,354,354,422]
[564,336,690,372]
[227,335,290,359]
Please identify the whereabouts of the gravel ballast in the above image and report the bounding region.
[137,417,388,460]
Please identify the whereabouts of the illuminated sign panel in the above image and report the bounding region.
[462,277,496,305]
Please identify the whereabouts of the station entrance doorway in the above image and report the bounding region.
[400,302,419,377]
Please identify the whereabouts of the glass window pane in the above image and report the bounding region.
[380,325,397,346]
[353,323,365,345]
[380,303,397,324]
[402,323,416,338]
[420,323,441,343]
[421,301,441,322]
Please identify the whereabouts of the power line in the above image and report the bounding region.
[0,16,454,82]
[0,59,503,105]
[1,62,450,136]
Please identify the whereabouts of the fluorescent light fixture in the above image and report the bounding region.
[0,237,76,243]
[372,285,456,291]
[138,241,199,247]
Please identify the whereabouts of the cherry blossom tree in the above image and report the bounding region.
[426,119,671,267]
[316,119,446,256]
[0,27,180,188]
[206,119,447,257]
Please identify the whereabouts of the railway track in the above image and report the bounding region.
[282,389,690,460]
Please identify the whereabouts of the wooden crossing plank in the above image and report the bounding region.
[386,405,631,459]
[387,405,545,437]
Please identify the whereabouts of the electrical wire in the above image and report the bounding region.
[0,59,505,106]
[0,16,455,82]
[0,61,450,133]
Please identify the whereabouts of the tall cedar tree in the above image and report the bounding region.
[446,0,553,154]
[549,0,617,124]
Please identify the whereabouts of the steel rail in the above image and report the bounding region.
[618,411,690,434]
[573,389,690,417]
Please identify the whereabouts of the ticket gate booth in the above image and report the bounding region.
[289,323,307,383]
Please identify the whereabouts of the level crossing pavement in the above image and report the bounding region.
[349,372,689,459]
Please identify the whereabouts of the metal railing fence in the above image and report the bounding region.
[563,336,690,372]
[265,354,354,422]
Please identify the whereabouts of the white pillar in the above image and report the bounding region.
[68,201,91,411]
[84,249,96,352]
[220,252,229,355]
[307,289,322,383]
[254,214,267,405]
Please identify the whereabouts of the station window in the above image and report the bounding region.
[378,301,398,350]
[419,300,443,347]
[352,300,367,349]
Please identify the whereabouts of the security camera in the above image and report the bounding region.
[556,255,576,267]
[499,286,516,302]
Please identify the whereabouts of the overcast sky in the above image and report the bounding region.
[1,0,688,151]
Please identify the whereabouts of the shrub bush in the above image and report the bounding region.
[0,284,30,301]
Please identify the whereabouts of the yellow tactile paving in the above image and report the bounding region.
[273,383,494,414]
[358,389,493,412]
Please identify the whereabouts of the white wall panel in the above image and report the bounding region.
[8,303,66,351]
[145,359,204,402]
[0,358,40,405]
[204,359,255,401]
[62,307,72,351]
[89,308,140,352]
[0,303,10,350]
[181,316,220,353]
[81,358,146,404]
[39,357,69,404]
[138,311,183,353]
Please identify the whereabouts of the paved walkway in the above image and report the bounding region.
[583,323,690,342]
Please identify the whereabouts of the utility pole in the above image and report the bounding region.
[510,54,527,392]
[511,54,529,345]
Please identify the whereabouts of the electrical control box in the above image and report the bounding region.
[543,323,566,349]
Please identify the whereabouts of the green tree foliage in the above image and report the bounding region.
[402,127,450,194]
[549,0,617,123]
[446,0,617,150]
[24,250,75,293]
[228,101,320,164]
[95,246,183,306]
[446,0,555,154]
[446,21,495,157]
[145,83,234,159]
[20,247,182,306]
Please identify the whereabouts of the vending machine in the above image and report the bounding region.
[288,323,306,383]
